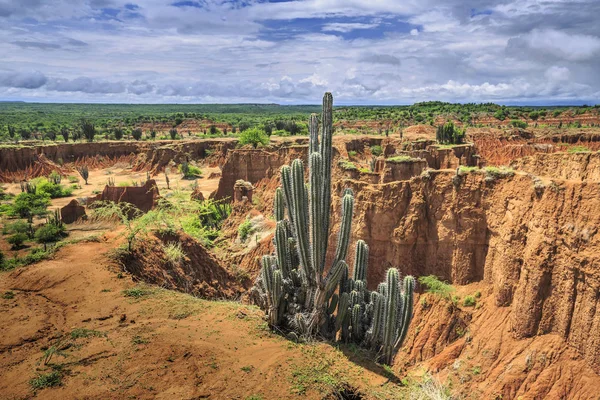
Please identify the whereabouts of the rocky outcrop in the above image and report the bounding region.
[90,179,160,214]
[327,169,600,376]
[214,146,307,200]
[511,152,600,181]
[124,232,239,299]
[381,158,428,182]
[60,199,86,224]
[233,180,254,203]
[0,139,238,182]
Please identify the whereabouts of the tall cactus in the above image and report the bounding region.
[255,92,415,365]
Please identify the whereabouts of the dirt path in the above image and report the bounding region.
[0,238,394,399]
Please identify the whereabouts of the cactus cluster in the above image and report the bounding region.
[254,92,415,365]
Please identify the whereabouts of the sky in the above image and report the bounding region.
[0,0,599,105]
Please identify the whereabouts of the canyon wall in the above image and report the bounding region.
[329,170,600,376]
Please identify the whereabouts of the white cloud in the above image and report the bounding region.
[322,22,380,33]
[0,0,598,103]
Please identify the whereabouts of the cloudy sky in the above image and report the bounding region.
[0,0,599,104]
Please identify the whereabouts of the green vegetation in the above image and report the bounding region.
[35,177,73,198]
[567,145,591,153]
[238,127,270,148]
[510,119,528,129]
[483,166,515,182]
[387,155,421,163]
[162,242,185,265]
[418,275,455,300]
[2,101,595,142]
[337,159,357,170]
[436,121,465,144]
[123,285,155,298]
[463,295,476,307]
[30,371,62,390]
[370,145,383,156]
[179,161,202,179]
[256,93,415,365]
[238,218,254,242]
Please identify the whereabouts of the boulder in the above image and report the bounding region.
[60,199,86,224]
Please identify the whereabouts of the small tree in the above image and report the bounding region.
[8,125,15,139]
[59,127,69,142]
[263,124,273,136]
[238,122,250,132]
[91,202,159,252]
[80,119,96,142]
[239,128,269,149]
[209,125,218,135]
[131,128,143,141]
[114,127,124,140]
[34,224,64,251]
[7,233,28,249]
[20,128,31,140]
[77,165,89,185]
[169,128,178,140]
[46,130,57,141]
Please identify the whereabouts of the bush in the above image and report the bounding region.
[131,128,143,140]
[80,119,96,142]
[169,128,178,140]
[7,232,28,249]
[436,121,465,144]
[463,295,476,307]
[238,218,253,242]
[370,145,383,156]
[238,127,269,149]
[483,166,515,182]
[162,242,185,265]
[36,179,73,198]
[510,119,528,129]
[3,220,30,236]
[11,192,51,221]
[30,371,62,390]
[418,275,455,300]
[387,155,420,163]
[35,224,65,250]
[179,162,202,179]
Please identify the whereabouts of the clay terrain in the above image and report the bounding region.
[2,124,600,400]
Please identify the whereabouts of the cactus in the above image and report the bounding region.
[374,269,416,365]
[353,240,368,283]
[77,165,89,185]
[254,92,414,363]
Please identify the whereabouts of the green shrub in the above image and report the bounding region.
[179,162,202,179]
[348,150,357,157]
[11,192,50,221]
[387,155,420,163]
[337,159,357,170]
[436,121,465,144]
[3,220,30,235]
[418,275,455,300]
[370,145,383,156]
[463,295,476,307]
[162,242,185,265]
[238,218,253,242]
[7,232,28,249]
[30,371,62,390]
[34,224,65,250]
[567,145,590,154]
[483,166,515,182]
[510,119,528,129]
[238,127,269,148]
[36,179,73,198]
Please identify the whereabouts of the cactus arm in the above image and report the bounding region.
[309,153,324,279]
[274,187,285,222]
[333,193,354,266]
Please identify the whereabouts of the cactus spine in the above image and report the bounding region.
[254,92,415,365]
